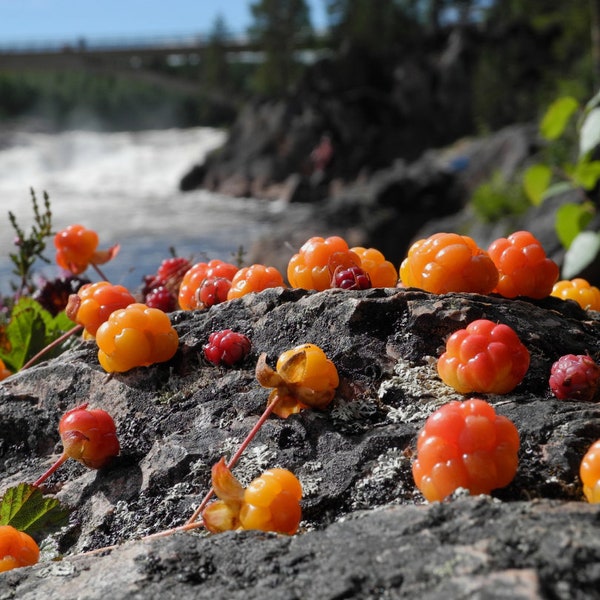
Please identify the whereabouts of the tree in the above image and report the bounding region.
[248,0,313,95]
[204,14,232,92]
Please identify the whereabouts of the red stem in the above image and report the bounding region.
[21,324,83,371]
[92,263,110,282]
[185,396,280,525]
[33,452,69,487]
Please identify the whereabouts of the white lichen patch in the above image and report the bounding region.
[330,395,379,423]
[297,460,324,497]
[351,447,412,509]
[379,356,463,423]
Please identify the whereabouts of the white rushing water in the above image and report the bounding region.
[0,126,299,294]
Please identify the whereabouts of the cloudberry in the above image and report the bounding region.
[437,319,530,394]
[178,260,239,310]
[551,278,600,311]
[54,224,118,275]
[66,281,136,336]
[202,459,302,535]
[95,303,179,372]
[412,398,520,501]
[487,231,559,299]
[350,246,398,287]
[400,233,498,294]
[0,358,11,381]
[203,330,251,367]
[256,343,339,418]
[198,276,232,308]
[227,264,286,300]
[59,403,120,469]
[0,526,40,572]
[287,236,354,291]
[580,440,600,502]
[549,354,600,402]
[332,265,371,290]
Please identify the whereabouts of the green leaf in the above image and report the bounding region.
[579,107,600,157]
[563,231,600,279]
[523,164,552,205]
[555,202,595,249]
[0,483,70,536]
[572,160,600,190]
[540,96,579,140]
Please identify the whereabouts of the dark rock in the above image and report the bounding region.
[1,287,600,596]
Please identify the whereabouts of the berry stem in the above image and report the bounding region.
[92,263,110,282]
[20,324,84,371]
[185,395,281,525]
[32,452,69,487]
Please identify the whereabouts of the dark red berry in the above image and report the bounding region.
[33,276,91,316]
[198,277,232,308]
[145,286,177,312]
[203,330,251,367]
[332,266,371,290]
[549,354,600,402]
[156,257,191,287]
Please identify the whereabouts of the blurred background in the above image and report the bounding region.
[0,0,598,293]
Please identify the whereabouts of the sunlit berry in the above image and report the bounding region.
[487,231,559,299]
[66,281,136,336]
[54,224,118,275]
[0,526,40,572]
[198,276,232,308]
[549,354,600,402]
[400,233,498,294]
[0,358,11,381]
[96,303,179,372]
[227,264,286,300]
[256,343,339,418]
[287,236,354,291]
[580,439,600,502]
[59,403,120,469]
[350,246,398,287]
[437,319,530,394]
[178,260,239,310]
[412,398,520,501]
[331,265,371,290]
[551,278,600,311]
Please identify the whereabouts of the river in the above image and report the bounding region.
[0,126,303,295]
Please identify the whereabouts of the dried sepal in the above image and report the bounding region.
[268,389,306,419]
[255,353,283,388]
[90,244,120,266]
[202,500,240,533]
[211,457,244,506]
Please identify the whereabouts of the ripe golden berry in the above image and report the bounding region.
[96,303,179,372]
[350,246,398,287]
[551,278,600,311]
[400,233,498,294]
[580,440,600,503]
[0,526,40,572]
[227,264,286,300]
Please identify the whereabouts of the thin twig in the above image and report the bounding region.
[21,324,83,371]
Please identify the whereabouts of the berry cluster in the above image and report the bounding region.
[580,440,600,503]
[551,278,600,311]
[412,398,520,501]
[400,233,499,295]
[202,458,302,535]
[549,354,600,402]
[178,259,239,310]
[437,319,530,394]
[203,330,252,367]
[141,256,192,312]
[227,264,286,299]
[96,303,179,372]
[54,224,118,275]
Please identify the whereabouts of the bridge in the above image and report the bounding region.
[0,32,327,96]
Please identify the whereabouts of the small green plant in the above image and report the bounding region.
[471,170,531,223]
[8,189,53,297]
[523,93,600,278]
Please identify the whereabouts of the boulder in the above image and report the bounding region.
[1,286,600,597]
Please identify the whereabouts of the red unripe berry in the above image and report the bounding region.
[412,398,520,501]
[59,403,120,469]
[437,319,530,394]
[198,276,232,308]
[0,526,40,572]
[156,257,192,288]
[145,286,177,312]
[178,260,239,310]
[549,354,600,402]
[332,265,372,290]
[203,330,251,366]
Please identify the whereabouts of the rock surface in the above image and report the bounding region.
[1,286,600,597]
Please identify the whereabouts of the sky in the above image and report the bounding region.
[0,0,328,45]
